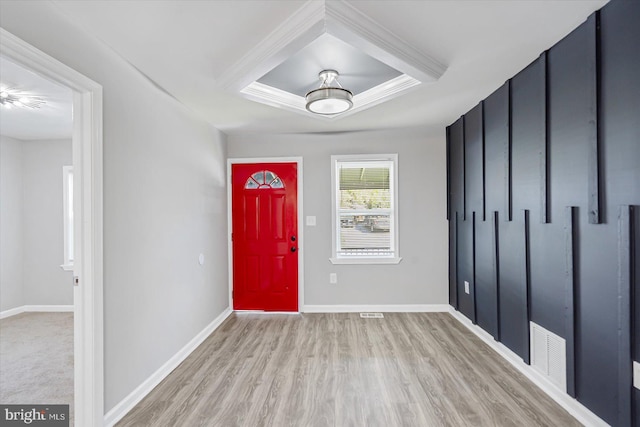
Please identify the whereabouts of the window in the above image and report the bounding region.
[61,166,73,271]
[244,170,284,189]
[331,154,400,264]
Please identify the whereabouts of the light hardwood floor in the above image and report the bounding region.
[117,313,580,427]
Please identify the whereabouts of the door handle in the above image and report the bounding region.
[291,236,296,242]
[290,246,297,252]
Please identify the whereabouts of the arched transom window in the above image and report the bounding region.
[244,170,284,189]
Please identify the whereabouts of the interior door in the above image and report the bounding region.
[232,162,298,311]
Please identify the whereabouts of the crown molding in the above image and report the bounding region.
[353,74,421,110]
[242,73,421,121]
[217,0,326,91]
[218,0,447,91]
[221,0,446,117]
[324,0,446,82]
[333,74,421,120]
[241,81,306,112]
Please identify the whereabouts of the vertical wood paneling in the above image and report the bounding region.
[522,210,531,365]
[449,214,458,309]
[548,14,597,219]
[528,224,566,340]
[498,218,527,361]
[564,206,577,397]
[446,127,451,221]
[507,80,513,222]
[464,105,484,220]
[511,56,545,220]
[449,118,465,219]
[576,225,619,424]
[542,52,551,223]
[446,1,639,424]
[484,83,509,218]
[494,211,501,341]
[457,212,475,321]
[476,213,498,338]
[472,212,478,324]
[600,0,640,209]
[599,2,640,418]
[589,12,602,224]
[617,205,632,426]
[633,205,640,427]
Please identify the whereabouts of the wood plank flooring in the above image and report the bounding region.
[117,313,580,427]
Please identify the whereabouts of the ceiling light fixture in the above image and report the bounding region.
[305,70,353,115]
[0,87,45,109]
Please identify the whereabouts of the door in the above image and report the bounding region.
[232,162,298,311]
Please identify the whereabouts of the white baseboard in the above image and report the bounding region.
[0,306,25,319]
[302,304,450,313]
[25,304,74,312]
[0,304,74,319]
[447,307,609,427]
[103,307,232,427]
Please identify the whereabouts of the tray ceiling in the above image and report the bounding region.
[46,0,608,134]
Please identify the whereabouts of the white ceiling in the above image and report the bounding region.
[44,0,607,136]
[0,56,73,140]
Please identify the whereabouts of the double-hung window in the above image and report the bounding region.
[330,154,400,264]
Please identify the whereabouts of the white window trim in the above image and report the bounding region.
[330,154,401,265]
[61,165,73,271]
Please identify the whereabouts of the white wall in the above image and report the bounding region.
[21,139,73,305]
[1,2,229,412]
[0,135,24,311]
[228,128,449,307]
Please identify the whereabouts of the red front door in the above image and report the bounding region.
[232,163,298,311]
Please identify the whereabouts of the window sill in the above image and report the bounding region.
[60,264,74,271]
[330,257,402,265]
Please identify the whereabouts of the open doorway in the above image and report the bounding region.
[0,29,104,426]
[0,54,74,419]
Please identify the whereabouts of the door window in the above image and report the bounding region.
[245,170,284,189]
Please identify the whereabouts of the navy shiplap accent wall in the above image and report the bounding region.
[563,206,578,398]
[464,105,484,221]
[483,83,509,218]
[446,1,639,425]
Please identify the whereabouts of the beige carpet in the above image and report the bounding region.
[0,312,74,425]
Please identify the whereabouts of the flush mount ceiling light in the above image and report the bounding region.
[305,70,353,115]
[0,87,45,109]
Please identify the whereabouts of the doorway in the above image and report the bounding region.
[228,158,304,312]
[0,29,104,425]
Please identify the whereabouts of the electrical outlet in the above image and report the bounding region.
[329,273,337,284]
[464,280,470,294]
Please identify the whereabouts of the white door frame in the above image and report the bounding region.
[1,29,104,426]
[227,157,304,312]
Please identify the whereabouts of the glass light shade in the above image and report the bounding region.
[305,87,353,115]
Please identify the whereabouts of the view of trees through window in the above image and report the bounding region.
[335,162,394,256]
[340,188,391,209]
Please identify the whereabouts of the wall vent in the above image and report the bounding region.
[530,321,567,392]
[360,313,384,319]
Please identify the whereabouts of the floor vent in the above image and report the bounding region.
[360,313,384,319]
[530,321,566,392]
